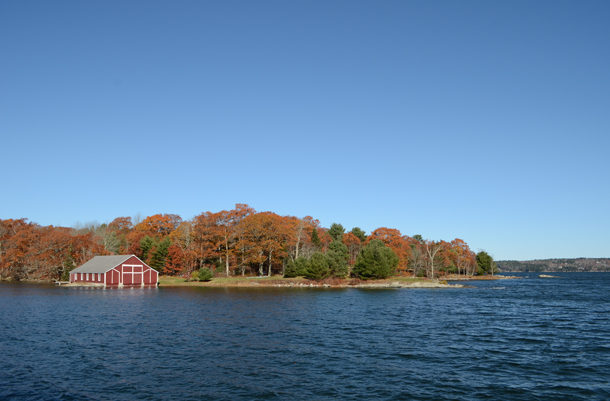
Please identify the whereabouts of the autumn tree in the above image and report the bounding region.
[134,214,181,238]
[284,215,319,262]
[408,242,425,277]
[237,211,288,276]
[450,238,472,276]
[0,219,28,279]
[342,232,362,266]
[192,211,223,270]
[424,240,443,279]
[210,204,255,276]
[167,221,196,275]
[317,228,332,253]
[436,240,456,275]
[0,219,106,281]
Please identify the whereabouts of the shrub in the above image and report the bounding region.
[304,252,330,281]
[189,271,199,282]
[197,268,214,282]
[284,256,310,278]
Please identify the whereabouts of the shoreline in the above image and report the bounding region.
[0,274,520,288]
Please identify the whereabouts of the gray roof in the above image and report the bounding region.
[71,255,139,274]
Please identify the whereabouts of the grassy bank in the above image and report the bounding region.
[157,275,509,288]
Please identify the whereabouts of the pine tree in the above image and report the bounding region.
[328,223,345,242]
[327,240,349,278]
[305,252,330,280]
[311,228,322,249]
[353,239,399,280]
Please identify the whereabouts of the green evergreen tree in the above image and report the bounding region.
[284,261,299,278]
[198,267,213,281]
[327,240,349,278]
[310,228,322,249]
[413,234,424,243]
[328,223,345,242]
[353,239,399,280]
[351,227,367,243]
[142,236,171,274]
[305,251,330,280]
[284,256,310,278]
[60,255,76,281]
[476,251,497,275]
[140,236,156,261]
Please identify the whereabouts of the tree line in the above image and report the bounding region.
[0,204,496,281]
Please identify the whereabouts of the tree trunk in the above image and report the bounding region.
[258,250,264,276]
[268,251,272,276]
[225,238,229,277]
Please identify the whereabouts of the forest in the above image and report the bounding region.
[0,204,493,282]
[497,258,610,272]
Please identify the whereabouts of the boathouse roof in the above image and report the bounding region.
[71,255,138,274]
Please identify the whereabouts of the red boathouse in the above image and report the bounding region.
[70,255,158,287]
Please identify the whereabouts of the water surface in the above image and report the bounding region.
[1,273,609,400]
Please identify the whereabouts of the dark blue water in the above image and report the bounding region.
[1,273,609,400]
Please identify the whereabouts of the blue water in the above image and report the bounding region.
[1,273,609,400]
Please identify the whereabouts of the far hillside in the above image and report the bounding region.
[497,258,610,272]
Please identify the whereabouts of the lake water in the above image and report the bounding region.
[1,273,609,400]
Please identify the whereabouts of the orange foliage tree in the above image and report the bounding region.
[237,211,289,276]
[0,219,106,281]
[283,215,320,262]
[342,232,362,266]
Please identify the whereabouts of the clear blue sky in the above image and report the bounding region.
[1,1,608,261]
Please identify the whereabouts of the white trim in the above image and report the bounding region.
[110,267,120,285]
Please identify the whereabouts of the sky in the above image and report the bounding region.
[1,1,608,261]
